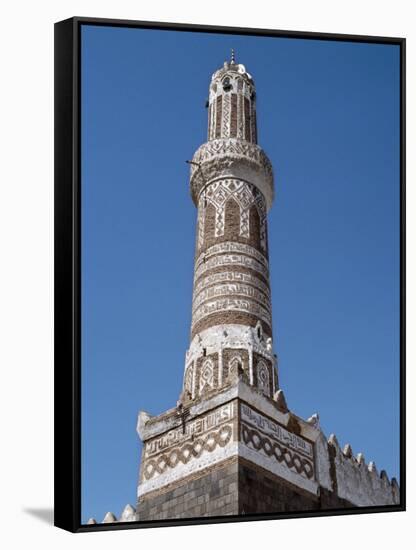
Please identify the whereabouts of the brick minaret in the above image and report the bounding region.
[134,54,400,521]
[183,52,277,406]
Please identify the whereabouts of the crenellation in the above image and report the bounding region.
[325,433,399,507]
[342,443,353,458]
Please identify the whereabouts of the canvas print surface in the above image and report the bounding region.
[80,24,400,524]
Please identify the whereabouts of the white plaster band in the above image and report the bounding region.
[138,441,238,498]
[189,138,274,210]
[194,253,269,282]
[144,403,234,459]
[192,282,271,312]
[186,325,275,366]
[238,443,319,496]
[191,296,272,327]
[240,404,313,458]
[195,241,268,270]
[193,270,270,299]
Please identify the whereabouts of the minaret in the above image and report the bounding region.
[134,54,400,521]
[182,51,277,405]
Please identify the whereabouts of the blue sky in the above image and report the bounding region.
[81,24,400,523]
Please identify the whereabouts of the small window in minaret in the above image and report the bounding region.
[256,321,263,340]
[222,77,232,92]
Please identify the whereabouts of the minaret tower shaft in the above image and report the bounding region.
[182,53,278,404]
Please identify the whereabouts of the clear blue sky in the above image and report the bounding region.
[81,24,400,523]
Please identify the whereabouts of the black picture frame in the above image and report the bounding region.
[54,16,406,533]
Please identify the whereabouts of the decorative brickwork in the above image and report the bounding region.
[215,95,222,139]
[230,93,237,137]
[190,139,274,209]
[137,458,240,520]
[184,56,277,408]
[196,180,268,254]
[244,96,251,141]
[195,353,219,396]
[191,311,273,341]
[222,348,250,385]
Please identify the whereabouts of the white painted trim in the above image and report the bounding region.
[138,441,239,498]
[238,443,319,496]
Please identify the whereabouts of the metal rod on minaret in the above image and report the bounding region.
[231,48,235,64]
[186,159,206,184]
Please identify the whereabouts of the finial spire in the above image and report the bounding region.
[231,48,235,64]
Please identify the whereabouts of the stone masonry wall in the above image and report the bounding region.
[137,458,239,520]
[136,456,354,522]
[238,458,352,515]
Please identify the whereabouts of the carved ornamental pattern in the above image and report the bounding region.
[143,425,232,480]
[194,252,269,282]
[190,139,274,208]
[141,403,235,481]
[193,270,270,300]
[240,403,315,480]
[199,359,215,392]
[192,296,272,329]
[184,364,194,395]
[192,282,270,312]
[191,139,272,178]
[195,241,268,269]
[241,425,314,479]
[197,180,267,250]
[256,361,271,398]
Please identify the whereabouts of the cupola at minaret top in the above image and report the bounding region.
[207,50,258,143]
[190,52,274,212]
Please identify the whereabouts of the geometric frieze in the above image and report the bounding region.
[138,402,237,495]
[190,139,273,192]
[192,282,271,312]
[194,139,270,169]
[240,403,313,459]
[256,361,271,398]
[240,424,314,480]
[193,270,271,299]
[143,402,235,461]
[196,179,267,250]
[138,397,318,499]
[199,359,215,392]
[193,253,269,282]
[143,424,233,480]
[195,241,269,270]
[222,93,231,138]
[192,296,272,328]
[240,403,315,482]
[189,141,274,213]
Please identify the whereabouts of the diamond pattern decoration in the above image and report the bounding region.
[202,179,266,241]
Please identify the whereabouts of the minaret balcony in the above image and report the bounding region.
[190,138,275,210]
